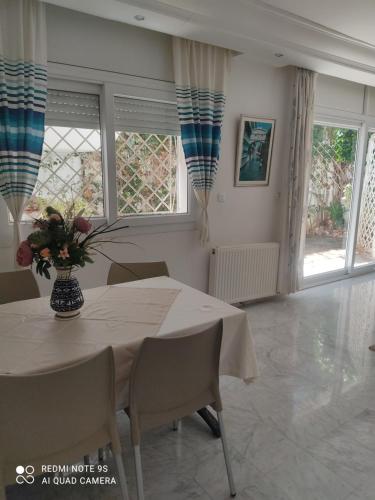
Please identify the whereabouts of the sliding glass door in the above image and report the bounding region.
[303,124,358,279]
[354,131,375,268]
[302,118,375,285]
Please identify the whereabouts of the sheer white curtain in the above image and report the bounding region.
[279,67,317,294]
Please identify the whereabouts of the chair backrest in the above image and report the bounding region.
[0,269,40,305]
[128,320,223,445]
[107,261,169,285]
[0,347,119,485]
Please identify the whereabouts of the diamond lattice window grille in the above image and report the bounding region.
[115,132,178,216]
[307,126,355,235]
[24,126,104,220]
[310,143,352,206]
[357,134,375,252]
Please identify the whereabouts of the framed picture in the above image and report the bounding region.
[235,116,275,186]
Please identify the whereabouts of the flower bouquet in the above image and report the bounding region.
[16,206,130,319]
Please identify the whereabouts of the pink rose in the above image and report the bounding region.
[73,216,92,234]
[16,240,33,267]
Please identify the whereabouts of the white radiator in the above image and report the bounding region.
[209,243,280,303]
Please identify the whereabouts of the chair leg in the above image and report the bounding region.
[83,455,90,465]
[114,452,130,500]
[98,447,104,462]
[0,469,5,500]
[172,419,181,431]
[217,411,236,497]
[134,445,145,500]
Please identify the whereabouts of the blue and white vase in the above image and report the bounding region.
[50,267,84,320]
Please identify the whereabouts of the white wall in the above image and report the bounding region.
[0,5,293,296]
[46,5,174,82]
[211,61,291,245]
[315,73,375,120]
[315,74,366,115]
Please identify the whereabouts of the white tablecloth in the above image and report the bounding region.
[0,277,258,405]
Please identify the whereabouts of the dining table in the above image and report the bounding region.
[0,276,258,435]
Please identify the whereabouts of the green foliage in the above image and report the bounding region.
[312,125,357,165]
[28,229,50,248]
[308,125,356,235]
[45,206,62,217]
[36,259,51,279]
[328,201,344,228]
[334,129,357,164]
[312,124,324,146]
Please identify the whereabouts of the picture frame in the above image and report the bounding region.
[235,116,276,186]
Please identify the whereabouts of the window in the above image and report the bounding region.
[19,86,189,224]
[23,90,104,220]
[114,96,187,216]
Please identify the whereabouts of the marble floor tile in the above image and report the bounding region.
[306,426,375,489]
[342,475,375,500]
[238,472,295,500]
[267,401,340,448]
[7,272,375,500]
[240,419,303,474]
[266,447,354,500]
[338,409,375,453]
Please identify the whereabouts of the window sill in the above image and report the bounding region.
[103,212,197,236]
[14,212,197,238]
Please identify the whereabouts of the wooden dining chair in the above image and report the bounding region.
[107,261,169,286]
[126,320,236,500]
[0,347,129,500]
[0,269,40,305]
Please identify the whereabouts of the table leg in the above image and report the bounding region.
[197,407,221,438]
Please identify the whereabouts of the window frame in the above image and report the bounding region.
[101,81,193,227]
[14,66,196,233]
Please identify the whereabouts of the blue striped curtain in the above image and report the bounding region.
[173,38,231,244]
[0,0,47,252]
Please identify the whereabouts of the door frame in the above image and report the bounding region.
[303,113,375,288]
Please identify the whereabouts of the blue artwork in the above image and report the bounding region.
[235,117,275,186]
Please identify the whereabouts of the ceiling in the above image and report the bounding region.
[259,0,375,46]
[43,0,375,86]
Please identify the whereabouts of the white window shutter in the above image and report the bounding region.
[45,90,100,129]
[114,96,180,135]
